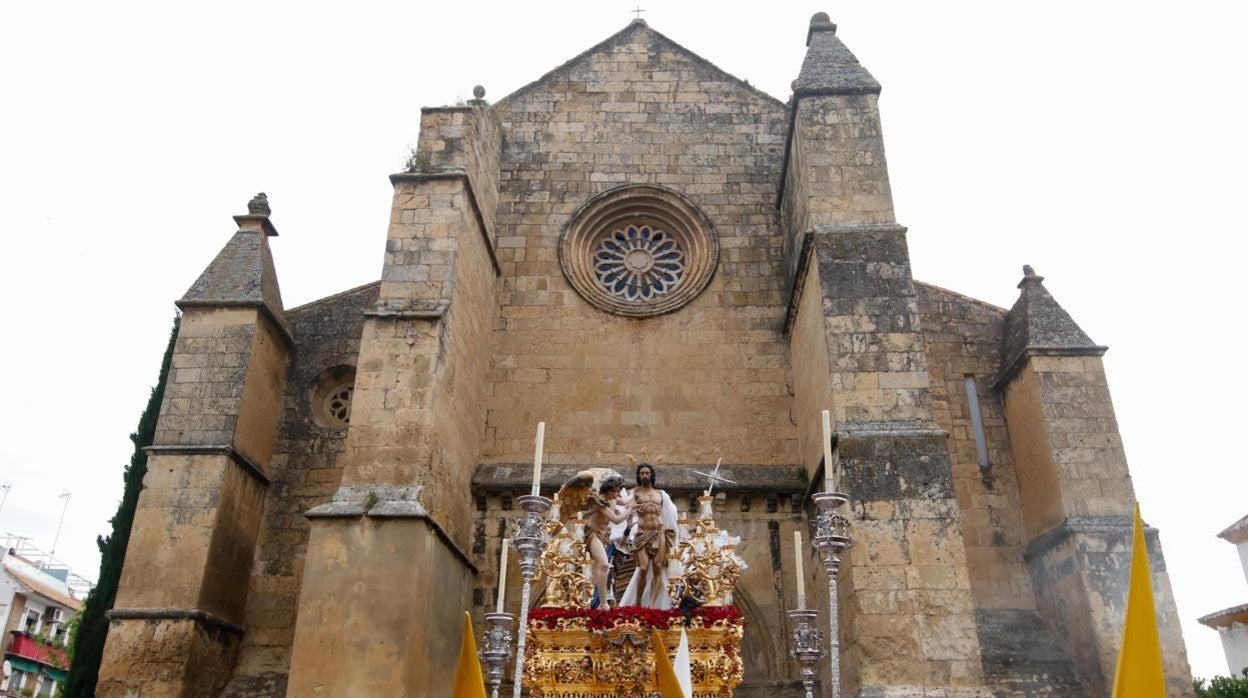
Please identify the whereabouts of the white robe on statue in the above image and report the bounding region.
[619,489,680,609]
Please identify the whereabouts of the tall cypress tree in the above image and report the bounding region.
[64,314,180,697]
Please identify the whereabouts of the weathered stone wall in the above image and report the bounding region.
[222,283,377,697]
[789,256,836,478]
[99,618,241,698]
[779,123,809,286]
[155,308,262,450]
[416,106,502,240]
[916,283,1034,611]
[486,22,796,467]
[917,283,1091,695]
[285,517,474,697]
[779,94,895,291]
[1019,355,1135,526]
[341,173,496,547]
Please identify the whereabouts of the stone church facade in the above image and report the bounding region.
[96,15,1192,698]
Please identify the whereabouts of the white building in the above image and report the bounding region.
[0,538,88,698]
[1199,514,1248,677]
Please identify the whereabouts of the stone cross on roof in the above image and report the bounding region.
[632,4,644,20]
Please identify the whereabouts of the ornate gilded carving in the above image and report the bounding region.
[522,611,743,698]
[538,515,593,608]
[666,494,744,607]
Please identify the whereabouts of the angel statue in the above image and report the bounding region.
[617,462,679,609]
[555,468,631,608]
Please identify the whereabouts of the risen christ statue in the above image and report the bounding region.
[619,463,679,608]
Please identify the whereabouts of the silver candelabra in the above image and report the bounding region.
[812,491,852,698]
[479,611,514,698]
[509,494,552,698]
[788,608,826,698]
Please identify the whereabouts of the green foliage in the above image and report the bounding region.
[403,146,430,173]
[794,465,810,487]
[1195,668,1248,697]
[62,610,81,661]
[63,315,179,697]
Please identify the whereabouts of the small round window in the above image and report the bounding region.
[311,366,356,429]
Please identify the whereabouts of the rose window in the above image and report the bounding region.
[559,185,718,318]
[593,226,686,302]
[311,366,356,429]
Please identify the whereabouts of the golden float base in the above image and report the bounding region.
[522,607,743,698]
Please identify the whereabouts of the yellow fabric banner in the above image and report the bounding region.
[652,628,687,698]
[1111,504,1167,698]
[453,612,487,698]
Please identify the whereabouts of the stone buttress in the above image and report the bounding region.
[99,196,291,697]
[994,266,1191,696]
[283,105,501,696]
[781,15,987,696]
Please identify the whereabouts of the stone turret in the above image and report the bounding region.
[795,12,881,97]
[995,266,1190,695]
[98,195,292,697]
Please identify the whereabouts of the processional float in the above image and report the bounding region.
[478,417,852,698]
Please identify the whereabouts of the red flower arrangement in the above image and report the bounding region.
[529,605,744,631]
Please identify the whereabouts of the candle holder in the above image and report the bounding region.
[510,494,552,698]
[479,611,515,698]
[788,608,825,698]
[812,491,853,698]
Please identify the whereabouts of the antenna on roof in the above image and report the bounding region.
[50,490,71,557]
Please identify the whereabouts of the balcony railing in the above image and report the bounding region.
[6,630,69,670]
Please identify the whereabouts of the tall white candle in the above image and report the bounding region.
[531,421,546,496]
[822,410,834,492]
[496,538,509,613]
[794,530,806,609]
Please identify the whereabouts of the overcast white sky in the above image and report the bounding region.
[1,0,1245,681]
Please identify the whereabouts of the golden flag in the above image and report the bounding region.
[453,612,487,698]
[652,628,687,698]
[1111,504,1167,698]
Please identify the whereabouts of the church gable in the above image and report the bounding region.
[484,22,797,468]
[499,20,787,117]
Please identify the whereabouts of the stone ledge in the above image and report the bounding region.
[106,607,245,635]
[472,463,805,496]
[388,171,501,276]
[1023,515,1140,562]
[143,444,270,486]
[364,299,448,320]
[993,344,1110,393]
[174,298,296,349]
[305,484,477,572]
[781,224,911,337]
